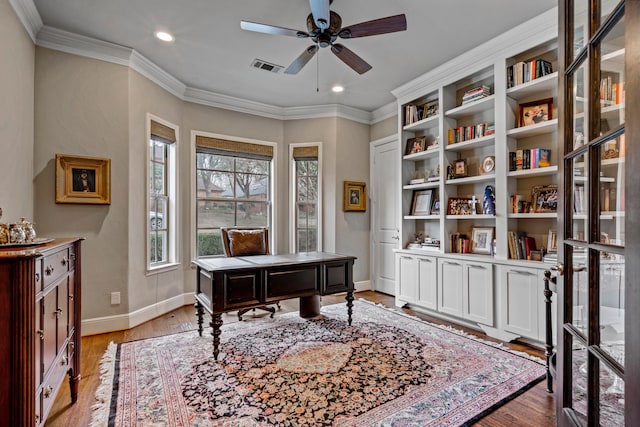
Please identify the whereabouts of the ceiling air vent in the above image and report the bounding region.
[250,59,284,74]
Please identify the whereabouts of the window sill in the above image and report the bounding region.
[146,262,181,276]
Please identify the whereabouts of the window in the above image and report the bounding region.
[148,117,177,269]
[290,144,321,252]
[195,135,274,257]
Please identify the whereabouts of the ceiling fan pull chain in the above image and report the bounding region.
[316,41,320,92]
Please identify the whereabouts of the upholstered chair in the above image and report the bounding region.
[220,227,279,320]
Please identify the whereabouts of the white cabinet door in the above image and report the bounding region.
[396,254,418,305]
[463,261,494,326]
[438,259,464,317]
[500,266,541,339]
[418,256,438,310]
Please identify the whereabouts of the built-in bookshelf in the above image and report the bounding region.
[392,8,561,342]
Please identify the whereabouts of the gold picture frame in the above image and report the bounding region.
[343,181,366,212]
[55,154,111,204]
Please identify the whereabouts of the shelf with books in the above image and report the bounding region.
[508,212,558,219]
[403,181,440,190]
[508,165,558,178]
[445,95,495,119]
[445,174,495,185]
[403,113,439,132]
[506,119,558,137]
[446,214,495,220]
[506,72,558,100]
[403,146,440,161]
[404,214,440,220]
[445,135,495,152]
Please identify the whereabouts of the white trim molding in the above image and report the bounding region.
[8,0,42,43]
[81,292,195,336]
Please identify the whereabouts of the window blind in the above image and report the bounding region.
[150,120,176,142]
[196,135,273,160]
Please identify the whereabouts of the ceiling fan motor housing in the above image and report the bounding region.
[306,11,341,47]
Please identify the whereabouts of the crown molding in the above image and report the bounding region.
[33,22,382,124]
[9,0,42,43]
[392,7,558,106]
[371,102,397,123]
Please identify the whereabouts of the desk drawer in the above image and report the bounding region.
[223,271,261,309]
[266,265,319,299]
[322,261,353,294]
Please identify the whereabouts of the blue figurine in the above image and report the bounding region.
[483,185,496,215]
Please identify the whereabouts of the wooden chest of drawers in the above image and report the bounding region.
[0,238,83,426]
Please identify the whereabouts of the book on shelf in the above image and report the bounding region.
[507,59,553,88]
[450,233,470,254]
[507,231,537,260]
[447,122,493,144]
[461,85,491,105]
[600,77,625,105]
[509,148,551,171]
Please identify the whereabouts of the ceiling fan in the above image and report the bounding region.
[240,0,407,75]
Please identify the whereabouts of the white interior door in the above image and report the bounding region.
[370,136,400,295]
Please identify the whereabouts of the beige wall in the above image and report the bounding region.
[370,115,397,142]
[33,48,130,319]
[25,42,376,324]
[0,0,35,220]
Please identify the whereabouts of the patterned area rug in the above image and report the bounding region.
[90,300,545,426]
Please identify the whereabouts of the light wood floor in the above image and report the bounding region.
[46,291,555,426]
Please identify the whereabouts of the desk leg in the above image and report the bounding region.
[211,314,223,360]
[195,299,204,337]
[346,291,354,325]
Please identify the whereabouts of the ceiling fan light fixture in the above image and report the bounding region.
[155,31,174,42]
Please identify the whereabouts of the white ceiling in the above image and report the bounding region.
[31,0,557,114]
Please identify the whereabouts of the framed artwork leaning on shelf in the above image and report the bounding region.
[531,184,558,212]
[518,98,553,127]
[447,197,474,215]
[405,136,427,155]
[452,159,468,178]
[411,189,433,216]
[422,99,439,119]
[547,229,558,253]
[471,227,494,254]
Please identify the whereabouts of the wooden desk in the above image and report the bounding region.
[193,252,356,359]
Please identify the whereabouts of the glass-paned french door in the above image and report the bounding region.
[558,0,638,425]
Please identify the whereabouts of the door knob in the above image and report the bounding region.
[551,263,565,276]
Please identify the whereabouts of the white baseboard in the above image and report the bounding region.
[354,279,371,292]
[82,282,372,336]
[81,292,195,336]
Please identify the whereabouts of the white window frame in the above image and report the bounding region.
[289,142,322,253]
[191,131,278,259]
[146,114,179,273]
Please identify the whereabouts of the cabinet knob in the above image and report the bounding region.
[45,265,54,276]
[61,257,68,266]
[392,236,400,240]
[43,385,53,398]
[35,272,40,282]
[37,329,44,340]
[69,294,74,300]
[55,308,63,317]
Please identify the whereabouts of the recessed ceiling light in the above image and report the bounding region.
[155,31,174,42]
[332,85,344,93]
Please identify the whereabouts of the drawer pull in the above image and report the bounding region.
[43,385,53,398]
[35,272,40,282]
[37,329,44,340]
[69,294,74,301]
[55,308,63,317]
[61,257,68,266]
[36,414,40,423]
[512,270,534,276]
[468,264,486,269]
[45,265,54,276]
[443,261,460,266]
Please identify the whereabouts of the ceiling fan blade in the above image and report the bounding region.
[338,14,407,39]
[240,21,308,38]
[331,43,372,75]
[284,45,319,74]
[309,0,330,29]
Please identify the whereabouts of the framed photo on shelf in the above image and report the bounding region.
[447,197,474,215]
[422,100,439,119]
[518,98,553,127]
[343,181,366,212]
[547,229,558,253]
[405,136,427,155]
[431,199,441,215]
[452,159,468,177]
[411,189,433,216]
[55,153,111,204]
[531,184,558,212]
[479,155,495,175]
[471,227,494,254]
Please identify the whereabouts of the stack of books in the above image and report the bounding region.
[450,233,470,253]
[461,85,491,105]
[448,122,494,144]
[507,59,553,88]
